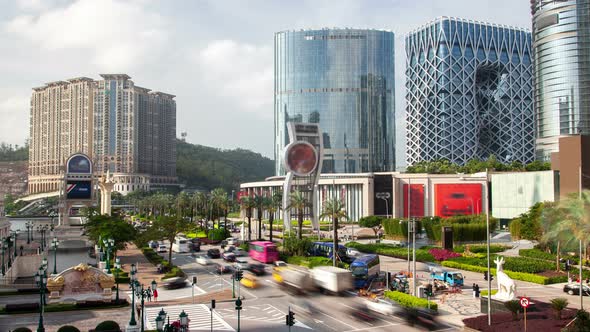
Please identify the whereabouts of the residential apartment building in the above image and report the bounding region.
[28,74,177,195]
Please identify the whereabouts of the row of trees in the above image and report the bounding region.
[406,155,551,174]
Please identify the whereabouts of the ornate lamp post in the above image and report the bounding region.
[156,308,167,332]
[10,231,18,257]
[35,264,48,332]
[51,237,59,275]
[26,221,33,244]
[5,238,11,269]
[0,241,5,276]
[134,279,157,332]
[103,238,115,274]
[48,211,57,227]
[114,257,121,302]
[179,310,189,332]
[128,264,138,329]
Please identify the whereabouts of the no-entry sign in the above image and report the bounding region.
[520,297,530,308]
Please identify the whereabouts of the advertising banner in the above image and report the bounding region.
[403,184,425,218]
[66,154,92,174]
[66,180,92,200]
[434,183,482,217]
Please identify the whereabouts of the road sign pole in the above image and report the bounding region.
[524,306,527,332]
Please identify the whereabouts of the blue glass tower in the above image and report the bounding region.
[405,17,534,166]
[274,28,395,175]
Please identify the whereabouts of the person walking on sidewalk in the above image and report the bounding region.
[147,288,152,302]
[153,289,158,302]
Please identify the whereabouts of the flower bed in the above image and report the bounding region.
[346,242,434,262]
[428,248,461,261]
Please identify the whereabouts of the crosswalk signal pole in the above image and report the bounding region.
[235,297,242,332]
[210,299,215,332]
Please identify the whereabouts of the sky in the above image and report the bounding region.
[0,0,532,164]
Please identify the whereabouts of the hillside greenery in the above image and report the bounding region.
[0,142,28,161]
[176,139,274,191]
[406,155,551,174]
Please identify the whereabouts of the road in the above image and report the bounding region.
[156,242,455,332]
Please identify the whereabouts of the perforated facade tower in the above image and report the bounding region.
[405,17,534,166]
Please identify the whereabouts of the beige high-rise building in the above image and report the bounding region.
[28,74,177,195]
[29,78,95,194]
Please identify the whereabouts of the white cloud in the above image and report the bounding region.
[0,94,29,145]
[4,0,168,71]
[194,40,273,117]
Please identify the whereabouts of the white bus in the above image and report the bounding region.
[172,237,189,253]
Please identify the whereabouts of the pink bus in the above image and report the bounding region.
[249,241,279,263]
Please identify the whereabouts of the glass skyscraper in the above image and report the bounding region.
[532,0,590,160]
[405,17,534,166]
[274,28,395,175]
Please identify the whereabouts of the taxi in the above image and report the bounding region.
[240,271,259,289]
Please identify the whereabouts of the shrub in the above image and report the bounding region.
[164,266,185,279]
[549,298,568,320]
[5,302,39,312]
[283,232,313,256]
[382,218,421,239]
[428,248,461,261]
[346,242,435,262]
[57,326,81,332]
[208,228,229,241]
[453,244,508,254]
[13,328,32,332]
[447,255,555,274]
[441,261,552,284]
[422,215,498,243]
[384,291,437,311]
[504,300,521,320]
[519,248,580,264]
[95,320,121,332]
[286,256,348,269]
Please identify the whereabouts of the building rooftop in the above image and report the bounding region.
[99,74,132,80]
[275,27,393,34]
[407,16,530,37]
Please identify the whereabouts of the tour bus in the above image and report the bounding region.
[249,241,279,263]
[350,254,380,288]
[172,236,190,253]
[309,242,348,260]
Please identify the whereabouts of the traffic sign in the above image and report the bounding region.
[520,297,530,308]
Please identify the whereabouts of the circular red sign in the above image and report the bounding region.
[520,297,529,308]
[285,142,318,176]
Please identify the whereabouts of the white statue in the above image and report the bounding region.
[493,256,516,301]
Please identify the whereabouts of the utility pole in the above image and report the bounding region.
[412,220,416,296]
[407,178,411,273]
[580,165,584,310]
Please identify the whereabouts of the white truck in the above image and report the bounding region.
[311,266,353,295]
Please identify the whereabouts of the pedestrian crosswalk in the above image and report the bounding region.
[216,303,284,322]
[144,304,234,331]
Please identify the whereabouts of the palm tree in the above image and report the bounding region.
[253,194,265,240]
[211,188,229,230]
[288,190,309,239]
[550,297,568,320]
[194,192,209,229]
[263,191,282,242]
[542,191,590,267]
[320,197,348,261]
[175,192,192,219]
[240,196,256,241]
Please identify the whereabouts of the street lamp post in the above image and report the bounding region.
[48,211,57,227]
[11,231,18,257]
[179,310,189,332]
[0,242,5,276]
[26,222,33,244]
[128,264,138,328]
[103,238,115,274]
[51,237,59,275]
[35,262,48,332]
[6,238,12,269]
[134,279,158,332]
[114,258,121,302]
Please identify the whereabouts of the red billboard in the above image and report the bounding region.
[403,184,425,218]
[434,183,483,217]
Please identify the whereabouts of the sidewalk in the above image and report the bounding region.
[116,243,162,290]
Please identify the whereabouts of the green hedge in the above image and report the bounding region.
[519,248,580,264]
[286,256,349,269]
[208,228,229,241]
[422,215,498,243]
[384,291,437,311]
[453,244,509,254]
[441,261,552,284]
[382,218,421,239]
[164,266,186,279]
[346,242,434,262]
[447,256,555,274]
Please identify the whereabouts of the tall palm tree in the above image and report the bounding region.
[211,188,229,230]
[288,190,309,239]
[320,197,348,263]
[543,191,590,265]
[253,194,265,240]
[263,191,282,242]
[194,192,209,229]
[240,196,256,241]
[175,192,192,219]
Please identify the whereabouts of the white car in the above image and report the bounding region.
[233,248,247,257]
[347,248,362,258]
[365,299,401,316]
[234,257,249,270]
[196,255,212,265]
[158,244,167,253]
[226,237,238,246]
[274,261,287,267]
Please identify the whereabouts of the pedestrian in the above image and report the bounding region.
[153,288,158,302]
[147,288,152,302]
[472,283,476,298]
[475,284,480,298]
[136,303,141,317]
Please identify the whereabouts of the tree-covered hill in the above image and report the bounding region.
[176,139,274,191]
[0,142,28,161]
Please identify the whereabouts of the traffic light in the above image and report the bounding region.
[286,310,295,326]
[235,270,243,281]
[565,260,571,271]
[211,299,216,309]
[483,271,488,281]
[192,276,197,285]
[425,284,433,297]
